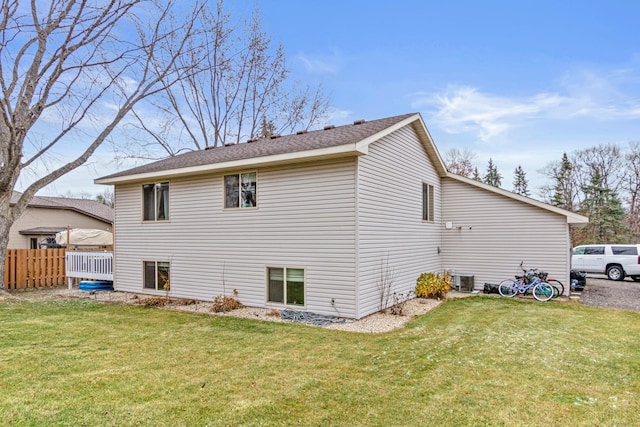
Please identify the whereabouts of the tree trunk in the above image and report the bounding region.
[0,189,36,291]
[0,199,13,292]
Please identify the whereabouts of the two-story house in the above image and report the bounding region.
[96,113,587,319]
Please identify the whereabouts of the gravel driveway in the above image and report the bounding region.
[579,274,640,312]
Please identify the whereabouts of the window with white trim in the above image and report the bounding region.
[423,183,434,222]
[143,182,169,221]
[144,261,170,291]
[267,267,304,306]
[224,172,257,208]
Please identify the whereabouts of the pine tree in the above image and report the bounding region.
[472,167,483,182]
[578,170,630,244]
[259,116,276,139]
[483,158,502,187]
[512,165,530,196]
[551,153,574,210]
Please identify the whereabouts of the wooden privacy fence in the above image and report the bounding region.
[4,248,67,289]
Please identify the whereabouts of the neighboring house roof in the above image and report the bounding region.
[10,192,114,224]
[95,113,448,184]
[445,173,589,225]
[19,227,68,235]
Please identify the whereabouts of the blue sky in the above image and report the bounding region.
[34,0,640,198]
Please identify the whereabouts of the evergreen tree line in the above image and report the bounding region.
[445,143,640,245]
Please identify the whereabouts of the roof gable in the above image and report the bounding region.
[95,113,447,184]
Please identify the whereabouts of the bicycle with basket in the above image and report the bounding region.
[517,264,565,298]
[498,262,562,301]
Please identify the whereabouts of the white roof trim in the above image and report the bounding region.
[354,113,448,177]
[411,114,448,176]
[95,143,365,185]
[446,172,589,224]
[354,114,419,152]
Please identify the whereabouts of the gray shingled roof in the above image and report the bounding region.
[19,226,68,235]
[98,113,417,180]
[11,192,114,223]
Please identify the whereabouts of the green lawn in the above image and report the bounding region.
[1,296,639,426]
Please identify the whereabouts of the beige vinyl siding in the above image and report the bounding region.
[441,178,571,289]
[113,158,358,318]
[8,207,112,249]
[357,126,442,318]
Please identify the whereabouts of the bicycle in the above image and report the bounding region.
[521,263,562,299]
[498,263,555,302]
[545,277,565,297]
[517,263,565,298]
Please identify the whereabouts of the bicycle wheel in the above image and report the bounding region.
[547,279,565,297]
[498,279,518,297]
[532,282,554,302]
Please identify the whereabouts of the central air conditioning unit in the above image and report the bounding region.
[452,273,475,292]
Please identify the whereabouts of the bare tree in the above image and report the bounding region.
[572,144,624,195]
[540,144,639,241]
[60,191,95,200]
[96,189,115,208]
[444,147,476,177]
[126,0,330,158]
[0,0,204,290]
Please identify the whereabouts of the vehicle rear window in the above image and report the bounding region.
[584,247,604,255]
[612,246,638,255]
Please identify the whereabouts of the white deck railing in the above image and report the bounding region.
[66,251,113,289]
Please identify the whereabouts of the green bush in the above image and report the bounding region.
[415,272,451,300]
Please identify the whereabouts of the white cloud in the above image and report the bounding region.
[414,67,640,141]
[323,107,352,125]
[412,85,569,141]
[296,52,339,74]
[557,68,640,120]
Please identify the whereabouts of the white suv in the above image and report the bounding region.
[572,244,640,281]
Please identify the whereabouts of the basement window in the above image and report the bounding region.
[144,261,170,291]
[267,267,304,306]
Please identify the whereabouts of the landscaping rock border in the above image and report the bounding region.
[3,287,445,333]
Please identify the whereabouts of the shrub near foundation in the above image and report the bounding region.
[211,289,244,312]
[415,272,451,300]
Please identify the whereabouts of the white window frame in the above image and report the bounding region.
[266,266,305,307]
[143,260,171,292]
[142,182,170,221]
[224,171,258,209]
[423,182,435,222]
